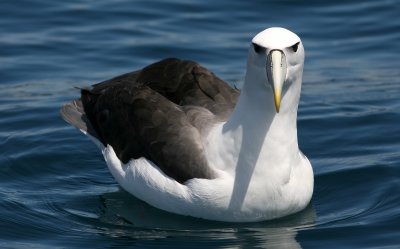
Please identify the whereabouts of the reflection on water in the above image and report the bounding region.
[98,190,316,248]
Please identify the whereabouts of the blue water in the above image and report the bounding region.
[1,0,399,248]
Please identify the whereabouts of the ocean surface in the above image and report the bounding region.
[1,0,399,248]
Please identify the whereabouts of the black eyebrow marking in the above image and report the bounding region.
[252,42,263,53]
[290,42,300,52]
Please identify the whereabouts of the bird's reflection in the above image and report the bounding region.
[98,189,316,248]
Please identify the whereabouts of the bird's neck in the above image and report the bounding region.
[205,68,302,176]
[226,86,299,167]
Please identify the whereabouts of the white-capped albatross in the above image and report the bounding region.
[60,27,314,222]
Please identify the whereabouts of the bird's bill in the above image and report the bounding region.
[267,50,287,113]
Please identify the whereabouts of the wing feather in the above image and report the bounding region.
[61,58,240,183]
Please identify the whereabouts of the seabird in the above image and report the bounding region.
[60,27,314,222]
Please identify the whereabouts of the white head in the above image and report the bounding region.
[245,27,305,113]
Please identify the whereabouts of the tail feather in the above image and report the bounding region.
[60,99,100,140]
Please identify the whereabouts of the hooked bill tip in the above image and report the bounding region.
[274,93,281,113]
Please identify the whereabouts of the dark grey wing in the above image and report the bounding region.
[84,85,217,183]
[61,58,239,183]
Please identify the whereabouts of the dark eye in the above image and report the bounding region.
[290,42,300,52]
[252,43,263,53]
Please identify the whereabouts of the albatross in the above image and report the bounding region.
[60,27,314,222]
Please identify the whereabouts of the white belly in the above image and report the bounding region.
[102,144,314,222]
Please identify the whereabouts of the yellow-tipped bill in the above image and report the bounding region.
[267,50,287,113]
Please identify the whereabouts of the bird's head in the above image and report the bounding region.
[247,27,304,113]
